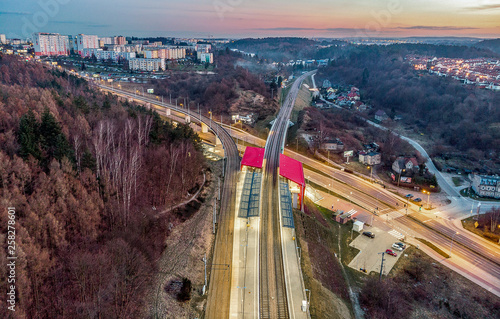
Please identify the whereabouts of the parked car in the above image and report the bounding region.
[385,249,397,257]
[392,243,403,251]
[362,231,375,238]
[413,198,422,203]
[394,242,406,249]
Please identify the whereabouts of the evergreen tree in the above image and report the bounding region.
[18,109,41,160]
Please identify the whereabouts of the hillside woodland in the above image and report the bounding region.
[0,54,205,318]
[317,44,500,172]
[150,49,277,120]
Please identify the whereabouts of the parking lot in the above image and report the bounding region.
[348,227,410,275]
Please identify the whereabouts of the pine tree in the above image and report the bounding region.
[18,109,41,160]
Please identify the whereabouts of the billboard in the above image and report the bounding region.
[400,177,412,184]
[147,89,154,94]
[344,150,354,157]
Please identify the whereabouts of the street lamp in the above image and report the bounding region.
[367,165,373,182]
[449,232,459,258]
[397,169,405,188]
[423,190,431,209]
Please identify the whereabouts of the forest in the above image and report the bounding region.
[150,49,274,117]
[0,54,205,318]
[317,44,500,172]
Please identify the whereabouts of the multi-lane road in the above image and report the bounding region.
[97,71,500,316]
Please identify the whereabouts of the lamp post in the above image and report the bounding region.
[423,190,431,209]
[367,165,373,182]
[449,232,459,258]
[397,169,405,188]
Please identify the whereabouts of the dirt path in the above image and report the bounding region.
[146,168,218,318]
[156,171,206,217]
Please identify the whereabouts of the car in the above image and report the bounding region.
[406,194,414,199]
[413,198,422,202]
[394,242,406,249]
[392,243,403,251]
[362,231,375,238]
[385,249,397,257]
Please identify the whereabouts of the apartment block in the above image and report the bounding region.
[33,33,69,56]
[129,58,165,71]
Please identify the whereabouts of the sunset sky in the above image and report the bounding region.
[1,0,499,38]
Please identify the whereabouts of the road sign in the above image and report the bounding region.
[147,88,154,94]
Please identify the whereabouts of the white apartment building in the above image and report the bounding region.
[82,48,135,61]
[33,33,69,56]
[0,34,6,44]
[198,52,214,64]
[76,34,99,56]
[129,58,165,72]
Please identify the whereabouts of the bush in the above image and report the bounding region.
[177,278,192,302]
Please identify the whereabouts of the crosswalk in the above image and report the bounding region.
[388,229,404,240]
[385,210,405,220]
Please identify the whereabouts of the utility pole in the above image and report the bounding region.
[203,254,207,294]
[379,252,385,281]
[213,200,216,234]
[218,177,221,201]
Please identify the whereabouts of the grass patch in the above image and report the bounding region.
[452,176,463,187]
[415,238,450,258]
[460,187,500,202]
[462,216,500,244]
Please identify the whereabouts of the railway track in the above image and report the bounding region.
[96,85,240,319]
[260,71,316,318]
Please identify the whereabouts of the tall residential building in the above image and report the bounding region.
[76,34,99,56]
[198,52,214,64]
[33,33,69,56]
[115,36,126,45]
[0,34,6,44]
[129,58,165,72]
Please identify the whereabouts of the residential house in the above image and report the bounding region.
[374,109,389,121]
[322,80,332,88]
[322,138,344,151]
[392,157,419,174]
[359,151,381,165]
[471,174,500,199]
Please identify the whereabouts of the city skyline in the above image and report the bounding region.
[1,0,500,39]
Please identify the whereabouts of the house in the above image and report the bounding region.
[322,138,344,151]
[392,157,419,174]
[326,92,337,100]
[374,109,389,121]
[471,174,500,199]
[322,80,332,88]
[359,151,381,165]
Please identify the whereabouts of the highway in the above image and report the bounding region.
[97,75,500,309]
[95,84,240,318]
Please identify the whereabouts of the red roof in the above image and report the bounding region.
[241,147,265,169]
[279,154,305,187]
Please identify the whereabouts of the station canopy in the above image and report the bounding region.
[241,146,265,169]
[279,154,305,187]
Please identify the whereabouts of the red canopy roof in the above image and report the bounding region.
[279,154,305,186]
[241,147,265,169]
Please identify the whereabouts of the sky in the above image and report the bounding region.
[0,0,499,39]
